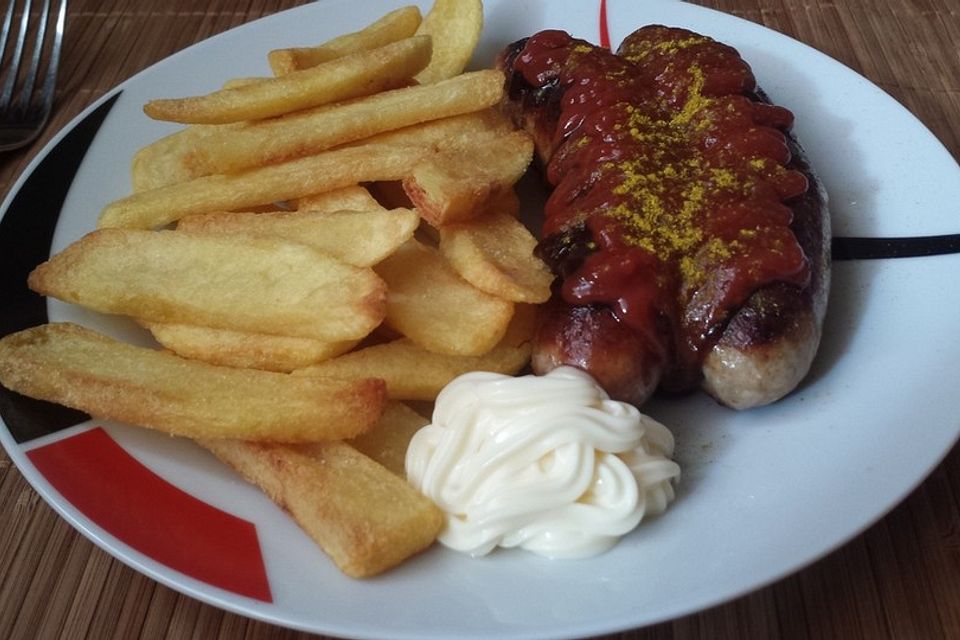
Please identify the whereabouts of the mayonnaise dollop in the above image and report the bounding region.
[405,366,681,559]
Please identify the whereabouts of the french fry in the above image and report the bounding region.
[439,212,554,303]
[135,17,500,188]
[363,107,513,149]
[403,131,534,226]
[176,208,420,267]
[163,70,504,177]
[143,36,432,124]
[295,304,538,400]
[131,124,238,192]
[29,229,386,342]
[268,6,422,75]
[374,239,514,356]
[0,323,386,442]
[295,185,382,212]
[197,438,442,578]
[370,182,518,225]
[131,70,288,191]
[143,322,357,372]
[347,401,429,476]
[414,0,483,84]
[220,77,270,90]
[101,143,430,229]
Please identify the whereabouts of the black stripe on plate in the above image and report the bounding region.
[0,92,121,444]
[832,234,960,260]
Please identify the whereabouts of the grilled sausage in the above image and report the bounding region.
[498,26,830,409]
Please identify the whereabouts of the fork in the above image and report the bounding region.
[0,0,66,152]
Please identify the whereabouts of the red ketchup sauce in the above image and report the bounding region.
[509,27,811,391]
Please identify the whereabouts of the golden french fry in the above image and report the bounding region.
[295,186,382,212]
[0,323,386,442]
[268,6,422,75]
[131,124,236,192]
[29,229,386,342]
[144,322,357,372]
[220,77,270,90]
[144,36,431,124]
[102,143,430,229]
[403,131,534,226]
[363,107,513,149]
[347,401,428,476]
[414,0,483,84]
[176,208,419,267]
[133,74,271,190]
[198,438,442,577]
[439,212,554,303]
[237,202,290,213]
[374,239,514,356]
[371,182,518,231]
[169,70,504,177]
[295,304,538,400]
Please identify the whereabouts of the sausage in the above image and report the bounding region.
[531,298,664,405]
[701,129,829,409]
[498,27,830,409]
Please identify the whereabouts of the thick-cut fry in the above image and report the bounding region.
[220,77,269,90]
[131,124,239,192]
[347,401,428,476]
[101,143,430,229]
[0,323,386,442]
[374,239,514,356]
[373,182,518,222]
[295,186,382,212]
[363,108,513,150]
[414,0,483,84]
[176,208,420,267]
[144,322,357,372]
[29,229,386,342]
[439,212,554,303]
[198,438,442,577]
[144,36,432,124]
[168,70,504,177]
[133,49,510,194]
[295,304,538,400]
[403,131,534,226]
[268,6,422,75]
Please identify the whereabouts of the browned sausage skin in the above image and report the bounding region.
[499,26,830,409]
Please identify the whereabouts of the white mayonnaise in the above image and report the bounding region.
[405,366,681,559]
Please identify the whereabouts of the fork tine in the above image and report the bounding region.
[17,0,50,110]
[0,0,65,151]
[0,1,16,61]
[0,0,33,108]
[36,0,65,116]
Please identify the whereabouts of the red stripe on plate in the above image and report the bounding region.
[26,427,272,602]
[599,0,611,49]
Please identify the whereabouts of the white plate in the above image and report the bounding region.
[2,1,960,638]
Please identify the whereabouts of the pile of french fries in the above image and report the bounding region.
[0,1,556,578]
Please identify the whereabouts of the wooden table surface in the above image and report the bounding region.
[2,1,959,638]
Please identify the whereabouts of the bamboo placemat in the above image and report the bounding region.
[1,1,959,638]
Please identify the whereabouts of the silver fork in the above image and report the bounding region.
[0,0,66,152]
